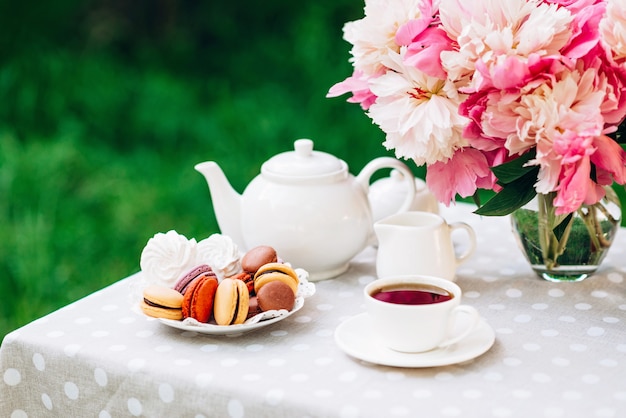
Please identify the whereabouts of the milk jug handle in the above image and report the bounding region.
[356,157,417,214]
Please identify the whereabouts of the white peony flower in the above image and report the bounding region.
[140,230,198,287]
[196,234,242,280]
[601,0,626,60]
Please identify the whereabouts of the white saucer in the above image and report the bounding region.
[334,313,495,368]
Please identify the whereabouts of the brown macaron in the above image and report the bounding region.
[213,278,250,325]
[256,280,296,312]
[241,246,278,274]
[181,274,219,323]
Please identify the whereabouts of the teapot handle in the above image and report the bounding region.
[356,157,417,215]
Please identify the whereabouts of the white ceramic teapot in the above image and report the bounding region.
[195,139,416,280]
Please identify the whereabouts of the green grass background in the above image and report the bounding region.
[1,1,624,340]
[0,0,421,339]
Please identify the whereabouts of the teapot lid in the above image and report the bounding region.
[262,139,347,181]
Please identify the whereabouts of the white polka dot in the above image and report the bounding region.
[532,373,551,383]
[389,406,411,416]
[600,359,618,367]
[523,343,541,351]
[441,406,462,416]
[3,368,21,386]
[570,343,588,352]
[575,303,592,311]
[94,368,108,387]
[591,290,608,298]
[484,372,503,381]
[9,410,27,418]
[614,391,626,401]
[559,315,576,323]
[506,288,522,298]
[481,275,499,283]
[118,317,135,324]
[127,358,146,372]
[595,408,617,417]
[548,289,565,297]
[200,344,218,352]
[227,399,244,418]
[386,371,405,381]
[339,405,360,418]
[489,304,506,311]
[290,373,309,382]
[617,344,626,353]
[316,329,333,337]
[136,330,153,338]
[74,317,92,325]
[512,389,532,399]
[292,343,310,351]
[492,408,513,417]
[587,327,605,337]
[413,389,432,398]
[64,344,81,357]
[32,353,45,371]
[314,389,333,397]
[270,330,288,337]
[619,304,626,311]
[503,357,522,366]
[155,345,172,353]
[363,389,382,399]
[109,345,127,352]
[464,291,480,299]
[92,331,110,338]
[47,331,65,338]
[582,374,600,384]
[543,407,565,418]
[195,373,213,388]
[514,314,531,323]
[294,315,312,323]
[102,304,118,312]
[64,382,79,400]
[552,357,570,367]
[128,398,142,416]
[242,374,261,382]
[603,317,619,324]
[221,358,239,367]
[532,303,548,310]
[316,303,333,311]
[499,268,517,276]
[358,275,375,285]
[159,383,175,403]
[42,393,53,410]
[463,389,482,399]
[99,411,112,418]
[265,388,284,405]
[267,358,286,367]
[435,372,454,381]
[315,357,333,366]
[174,359,192,367]
[541,329,559,337]
[607,272,623,283]
[563,391,582,400]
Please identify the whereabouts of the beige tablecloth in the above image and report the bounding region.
[1,204,625,418]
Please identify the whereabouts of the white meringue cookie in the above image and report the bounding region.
[140,230,198,287]
[197,234,242,280]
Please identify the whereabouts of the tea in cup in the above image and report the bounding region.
[374,211,476,281]
[364,275,480,353]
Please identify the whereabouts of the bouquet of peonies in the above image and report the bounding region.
[328,0,626,217]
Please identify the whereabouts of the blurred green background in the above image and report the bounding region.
[2,1,625,341]
[0,0,423,339]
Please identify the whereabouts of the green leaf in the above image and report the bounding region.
[491,150,536,185]
[474,167,538,216]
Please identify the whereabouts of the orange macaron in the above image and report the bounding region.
[182,274,219,323]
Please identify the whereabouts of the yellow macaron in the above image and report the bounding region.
[213,278,250,325]
[253,263,299,295]
[141,285,184,320]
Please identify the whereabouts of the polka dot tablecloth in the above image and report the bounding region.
[1,204,625,418]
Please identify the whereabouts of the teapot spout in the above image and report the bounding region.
[194,161,245,248]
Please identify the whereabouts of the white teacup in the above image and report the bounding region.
[374,211,476,281]
[364,276,480,353]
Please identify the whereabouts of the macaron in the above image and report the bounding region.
[247,296,262,319]
[256,280,295,312]
[214,278,250,325]
[141,285,184,320]
[229,271,254,295]
[253,262,299,295]
[241,246,278,274]
[173,264,215,295]
[182,274,219,323]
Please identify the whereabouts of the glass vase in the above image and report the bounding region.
[510,187,621,282]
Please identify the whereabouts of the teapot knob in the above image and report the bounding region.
[294,139,314,157]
